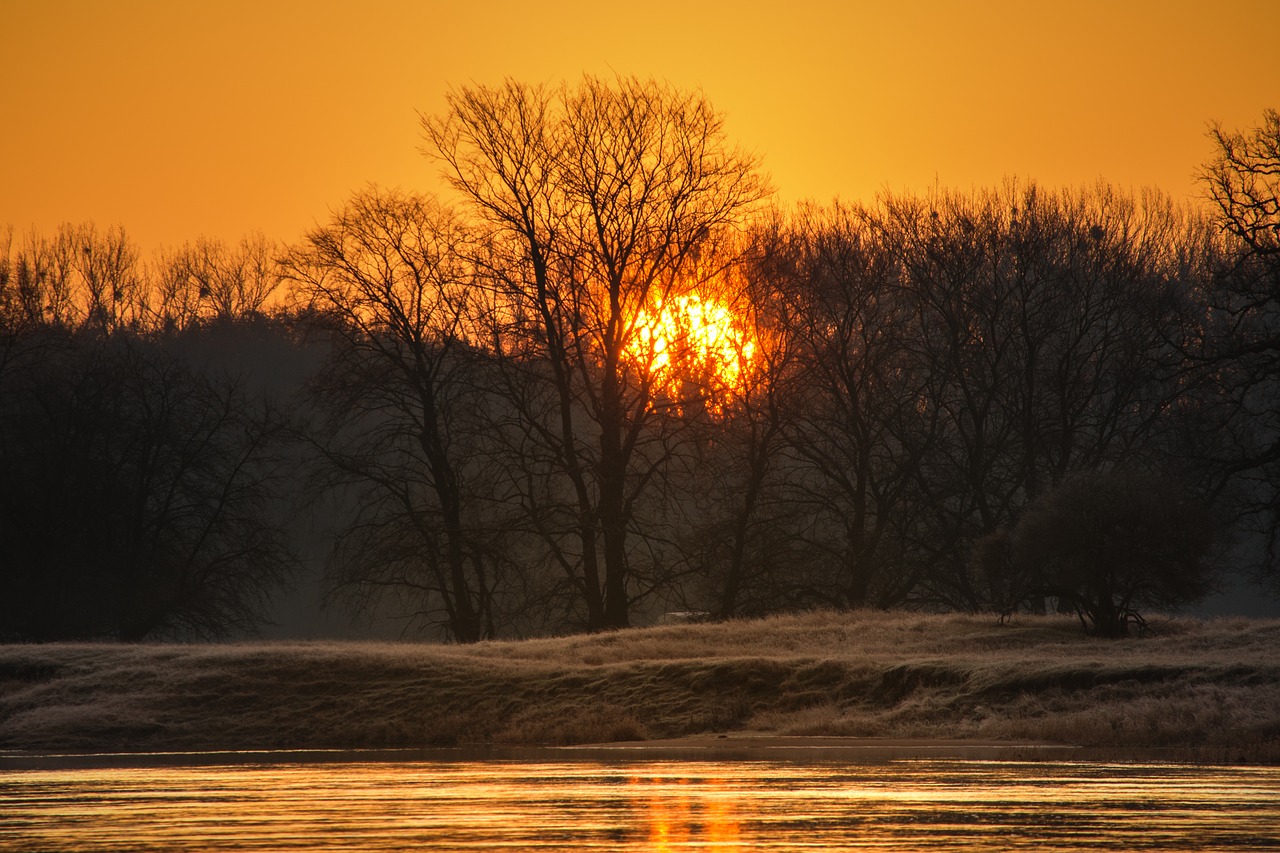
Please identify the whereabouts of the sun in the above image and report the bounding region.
[630,293,756,413]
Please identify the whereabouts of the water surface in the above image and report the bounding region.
[3,758,1278,851]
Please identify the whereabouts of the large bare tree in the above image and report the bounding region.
[423,76,768,629]
[767,203,932,610]
[282,188,501,642]
[1199,108,1280,576]
[870,183,1205,608]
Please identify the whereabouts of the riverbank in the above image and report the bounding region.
[2,611,1277,762]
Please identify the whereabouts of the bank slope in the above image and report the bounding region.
[1,612,1277,760]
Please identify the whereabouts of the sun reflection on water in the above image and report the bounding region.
[1,759,1278,852]
[632,774,742,852]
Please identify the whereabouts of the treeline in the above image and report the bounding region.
[1,80,1275,641]
[0,224,309,640]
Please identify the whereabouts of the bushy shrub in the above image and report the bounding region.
[1009,470,1218,637]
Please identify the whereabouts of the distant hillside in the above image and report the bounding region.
[2,611,1277,762]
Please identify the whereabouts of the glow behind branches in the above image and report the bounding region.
[631,293,756,413]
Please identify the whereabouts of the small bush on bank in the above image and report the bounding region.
[1007,470,1218,637]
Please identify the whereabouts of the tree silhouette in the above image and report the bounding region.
[0,328,297,640]
[150,233,282,330]
[1008,469,1217,637]
[869,183,1205,609]
[423,76,767,629]
[772,203,929,609]
[1203,108,1280,273]
[1199,108,1280,580]
[1,225,302,641]
[5,95,1267,639]
[283,188,506,642]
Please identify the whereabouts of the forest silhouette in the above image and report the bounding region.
[2,79,1277,643]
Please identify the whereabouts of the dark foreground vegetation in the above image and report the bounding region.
[1,612,1277,762]
[2,80,1278,643]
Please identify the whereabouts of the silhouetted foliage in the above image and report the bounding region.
[0,222,142,334]
[0,223,283,337]
[1007,470,1217,637]
[0,221,303,641]
[675,225,801,619]
[879,184,1207,609]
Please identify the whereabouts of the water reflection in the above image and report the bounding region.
[2,758,1278,851]
[634,774,742,851]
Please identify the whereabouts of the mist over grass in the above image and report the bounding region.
[2,611,1277,762]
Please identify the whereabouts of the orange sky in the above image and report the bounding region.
[3,0,1278,254]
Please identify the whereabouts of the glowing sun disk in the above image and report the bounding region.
[630,293,756,408]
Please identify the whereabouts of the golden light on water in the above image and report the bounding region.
[630,293,756,411]
[636,774,742,851]
[3,759,1279,851]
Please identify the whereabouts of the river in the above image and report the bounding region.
[2,756,1278,851]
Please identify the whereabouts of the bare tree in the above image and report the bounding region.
[0,223,308,642]
[0,224,143,333]
[282,187,505,642]
[148,233,283,330]
[1199,108,1280,577]
[0,330,297,640]
[870,183,1205,608]
[769,203,932,609]
[1203,108,1280,273]
[423,76,768,629]
[705,232,798,617]
[640,223,800,619]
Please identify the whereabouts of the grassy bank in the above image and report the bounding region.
[2,611,1278,761]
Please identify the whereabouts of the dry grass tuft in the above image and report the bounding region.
[2,611,1277,760]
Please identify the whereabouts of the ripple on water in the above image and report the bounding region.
[1,758,1278,852]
